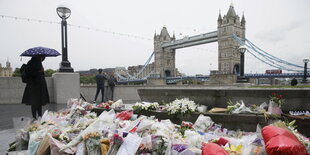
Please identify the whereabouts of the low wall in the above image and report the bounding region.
[80,85,142,103]
[138,86,310,112]
[0,77,54,104]
[1,77,309,113]
[0,77,142,104]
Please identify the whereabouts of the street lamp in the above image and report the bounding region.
[302,58,309,83]
[239,45,246,77]
[57,6,73,72]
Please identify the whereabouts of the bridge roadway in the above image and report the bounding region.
[117,73,308,84]
[161,31,218,49]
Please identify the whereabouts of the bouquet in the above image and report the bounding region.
[107,134,124,155]
[270,93,285,106]
[268,93,284,115]
[97,102,111,109]
[51,128,70,144]
[172,144,188,153]
[165,98,197,117]
[84,132,101,155]
[151,135,168,155]
[179,121,193,137]
[132,102,159,113]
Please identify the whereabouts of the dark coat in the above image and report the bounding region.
[108,76,117,87]
[22,57,49,105]
[95,74,107,88]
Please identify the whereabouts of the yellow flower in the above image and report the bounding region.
[225,144,242,155]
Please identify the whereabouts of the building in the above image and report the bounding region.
[128,62,155,79]
[154,27,177,78]
[0,60,13,77]
[217,4,246,74]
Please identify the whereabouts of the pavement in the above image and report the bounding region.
[0,104,66,154]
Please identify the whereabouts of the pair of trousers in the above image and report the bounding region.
[31,105,42,119]
[94,87,105,102]
[109,86,114,101]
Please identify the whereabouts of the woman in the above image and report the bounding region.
[22,55,49,119]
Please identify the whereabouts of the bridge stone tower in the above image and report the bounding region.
[154,26,176,77]
[217,4,246,74]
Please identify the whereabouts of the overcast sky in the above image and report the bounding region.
[0,0,309,75]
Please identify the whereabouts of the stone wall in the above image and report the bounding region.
[138,86,310,112]
[0,77,54,104]
[1,77,310,113]
[208,74,237,85]
[80,85,142,103]
[0,77,142,104]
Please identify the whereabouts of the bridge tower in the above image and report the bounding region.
[217,4,246,74]
[154,26,176,77]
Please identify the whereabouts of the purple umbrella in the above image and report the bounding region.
[20,47,61,57]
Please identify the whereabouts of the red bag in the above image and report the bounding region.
[262,125,296,143]
[262,125,306,155]
[116,111,133,120]
[201,143,229,155]
[215,137,229,146]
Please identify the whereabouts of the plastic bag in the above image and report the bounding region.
[116,133,142,155]
[231,101,252,114]
[49,133,76,155]
[13,117,31,151]
[193,114,214,132]
[262,125,296,143]
[116,111,133,120]
[28,141,40,155]
[262,125,307,155]
[184,130,204,148]
[75,142,85,155]
[136,119,155,132]
[111,99,124,109]
[7,150,28,155]
[60,110,116,152]
[201,143,228,155]
[36,135,50,155]
[267,101,282,115]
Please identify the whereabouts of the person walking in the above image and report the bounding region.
[22,55,49,120]
[108,73,117,101]
[291,78,298,86]
[93,69,107,103]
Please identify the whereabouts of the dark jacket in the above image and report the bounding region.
[95,74,107,88]
[108,76,117,87]
[22,57,49,105]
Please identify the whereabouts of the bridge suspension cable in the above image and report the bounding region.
[233,35,306,72]
[114,51,155,80]
[245,38,306,69]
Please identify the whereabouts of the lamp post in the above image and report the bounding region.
[239,45,246,77]
[57,6,73,72]
[302,58,309,83]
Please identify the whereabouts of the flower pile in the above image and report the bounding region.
[165,98,198,117]
[7,98,310,155]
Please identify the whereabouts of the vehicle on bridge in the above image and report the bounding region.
[266,69,282,74]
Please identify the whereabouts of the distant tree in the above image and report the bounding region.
[12,68,21,77]
[44,69,57,77]
[80,75,96,84]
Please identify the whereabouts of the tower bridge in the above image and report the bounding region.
[153,3,245,79]
[116,4,308,85]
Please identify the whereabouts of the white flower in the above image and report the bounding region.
[166,98,197,115]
